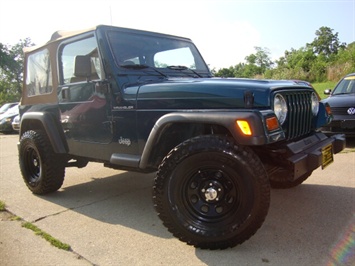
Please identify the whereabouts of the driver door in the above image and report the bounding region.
[58,35,112,143]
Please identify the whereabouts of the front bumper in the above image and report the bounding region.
[0,121,13,132]
[286,132,345,180]
[319,113,355,137]
[320,121,355,137]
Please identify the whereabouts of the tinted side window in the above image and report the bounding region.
[60,36,102,84]
[26,48,52,96]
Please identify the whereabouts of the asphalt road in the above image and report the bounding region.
[0,134,354,266]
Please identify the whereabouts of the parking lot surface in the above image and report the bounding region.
[0,134,354,265]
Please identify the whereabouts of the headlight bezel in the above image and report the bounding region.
[273,93,288,125]
[311,92,319,115]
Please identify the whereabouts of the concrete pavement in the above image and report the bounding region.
[0,134,354,266]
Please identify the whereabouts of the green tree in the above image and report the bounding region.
[215,47,274,78]
[307,26,346,58]
[336,42,355,66]
[245,47,274,75]
[212,26,350,82]
[253,47,274,73]
[326,42,355,80]
[213,66,236,77]
[273,26,348,82]
[0,38,34,104]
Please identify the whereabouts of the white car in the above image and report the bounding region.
[12,114,20,132]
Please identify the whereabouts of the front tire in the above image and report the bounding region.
[19,130,65,194]
[153,135,270,249]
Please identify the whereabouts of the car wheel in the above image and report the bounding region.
[19,130,65,194]
[153,135,270,249]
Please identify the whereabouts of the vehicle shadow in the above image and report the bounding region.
[39,168,355,261]
[39,170,172,239]
[196,184,355,265]
[345,137,355,149]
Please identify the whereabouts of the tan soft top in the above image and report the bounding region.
[23,26,97,54]
[22,26,98,105]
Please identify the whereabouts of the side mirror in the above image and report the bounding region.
[324,89,332,95]
[95,80,110,94]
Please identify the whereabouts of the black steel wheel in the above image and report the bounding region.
[153,135,270,249]
[19,130,65,194]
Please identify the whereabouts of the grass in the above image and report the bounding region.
[342,147,355,153]
[11,216,22,221]
[0,200,5,211]
[0,199,71,251]
[312,81,337,100]
[22,222,71,251]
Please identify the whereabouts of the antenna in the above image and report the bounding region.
[109,6,113,25]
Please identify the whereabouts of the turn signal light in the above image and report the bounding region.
[266,116,279,131]
[325,104,332,115]
[236,120,252,135]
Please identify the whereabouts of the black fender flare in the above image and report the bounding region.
[139,111,270,169]
[20,112,68,154]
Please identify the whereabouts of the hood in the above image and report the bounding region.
[321,93,355,108]
[0,106,19,120]
[0,112,18,120]
[130,78,307,109]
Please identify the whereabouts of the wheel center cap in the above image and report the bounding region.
[205,187,218,201]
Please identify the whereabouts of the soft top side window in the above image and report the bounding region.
[26,48,52,96]
[60,36,102,84]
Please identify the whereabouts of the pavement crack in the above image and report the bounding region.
[33,185,150,223]
[33,208,70,223]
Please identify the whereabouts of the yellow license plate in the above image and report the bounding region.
[321,144,333,169]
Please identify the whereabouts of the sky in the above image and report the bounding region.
[0,0,354,70]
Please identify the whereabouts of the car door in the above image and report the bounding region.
[58,35,112,144]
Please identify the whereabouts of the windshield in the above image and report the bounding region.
[333,76,355,95]
[106,30,210,77]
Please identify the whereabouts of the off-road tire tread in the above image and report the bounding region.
[153,135,270,249]
[19,130,65,194]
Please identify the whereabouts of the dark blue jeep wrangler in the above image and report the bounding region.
[18,25,345,249]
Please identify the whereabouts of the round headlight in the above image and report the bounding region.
[311,92,319,115]
[273,94,288,125]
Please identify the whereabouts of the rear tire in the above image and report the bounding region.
[19,130,65,194]
[153,135,270,249]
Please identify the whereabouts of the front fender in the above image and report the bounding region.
[139,110,278,169]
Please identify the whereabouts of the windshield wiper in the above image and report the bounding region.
[167,65,203,78]
[120,64,149,69]
[167,65,189,70]
[120,64,168,77]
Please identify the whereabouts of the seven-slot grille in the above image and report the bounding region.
[280,91,313,140]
